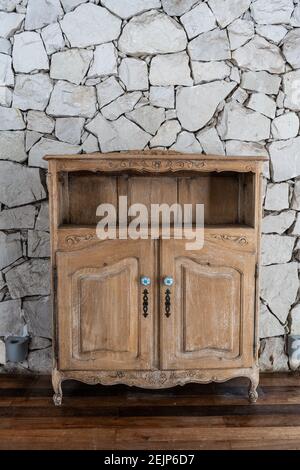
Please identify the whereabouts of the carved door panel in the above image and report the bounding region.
[160,239,255,370]
[57,239,156,370]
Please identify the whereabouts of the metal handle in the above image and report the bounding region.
[163,276,174,287]
[142,289,149,318]
[165,288,171,318]
[140,276,151,286]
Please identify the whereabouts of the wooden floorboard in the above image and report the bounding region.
[0,373,300,450]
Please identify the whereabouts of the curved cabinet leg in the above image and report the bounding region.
[52,368,63,406]
[248,375,259,403]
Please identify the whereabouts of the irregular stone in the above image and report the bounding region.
[272,113,299,140]
[218,101,270,142]
[60,0,86,12]
[262,211,295,235]
[282,30,300,69]
[27,111,55,134]
[46,81,96,118]
[0,205,36,230]
[150,86,174,108]
[260,262,298,323]
[82,133,99,153]
[28,347,51,373]
[29,138,81,169]
[264,183,289,211]
[208,0,251,28]
[119,58,148,91]
[197,127,224,156]
[292,180,300,210]
[26,131,42,152]
[227,19,254,50]
[13,31,49,73]
[55,117,84,145]
[225,140,268,158]
[0,300,23,336]
[177,81,236,132]
[291,4,300,26]
[0,131,26,163]
[150,52,192,87]
[150,120,181,147]
[230,66,240,84]
[41,22,64,55]
[191,61,230,85]
[260,304,285,338]
[233,36,285,73]
[259,337,289,372]
[50,48,92,85]
[25,0,63,30]
[86,114,151,153]
[0,0,21,12]
[231,87,249,104]
[96,77,124,109]
[180,3,216,39]
[256,25,287,44]
[102,0,161,19]
[0,106,24,130]
[0,232,22,270]
[126,106,165,135]
[119,10,187,56]
[88,43,117,79]
[247,93,276,119]
[27,230,50,258]
[171,131,202,154]
[0,161,45,207]
[29,337,52,350]
[188,29,230,61]
[291,213,300,235]
[0,87,12,107]
[261,234,294,266]
[269,137,300,182]
[6,259,50,299]
[165,109,177,120]
[13,74,53,111]
[0,12,24,38]
[101,92,142,121]
[0,38,11,55]
[283,70,300,111]
[241,71,281,95]
[161,0,198,16]
[60,3,121,48]
[35,202,49,231]
[251,0,294,25]
[0,53,14,86]
[290,305,300,335]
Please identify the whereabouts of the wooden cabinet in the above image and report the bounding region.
[45,151,267,405]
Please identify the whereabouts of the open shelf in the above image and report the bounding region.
[57,171,256,228]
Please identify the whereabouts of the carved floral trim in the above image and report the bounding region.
[210,234,248,246]
[65,234,98,246]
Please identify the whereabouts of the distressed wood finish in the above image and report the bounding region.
[45,151,267,406]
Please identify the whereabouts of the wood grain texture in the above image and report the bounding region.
[0,374,299,450]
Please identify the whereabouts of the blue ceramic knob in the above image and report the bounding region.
[163,276,174,287]
[140,276,151,286]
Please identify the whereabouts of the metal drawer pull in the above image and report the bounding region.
[165,288,171,318]
[140,276,151,286]
[163,276,174,287]
[142,289,149,318]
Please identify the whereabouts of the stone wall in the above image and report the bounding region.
[0,0,300,373]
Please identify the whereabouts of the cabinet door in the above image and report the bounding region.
[160,239,255,370]
[57,239,156,370]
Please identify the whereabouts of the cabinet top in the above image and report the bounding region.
[44,150,268,162]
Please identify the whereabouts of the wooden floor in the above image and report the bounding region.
[0,373,300,450]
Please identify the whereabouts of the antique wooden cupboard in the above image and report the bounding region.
[45,151,267,405]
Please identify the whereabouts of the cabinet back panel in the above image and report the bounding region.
[59,172,255,227]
